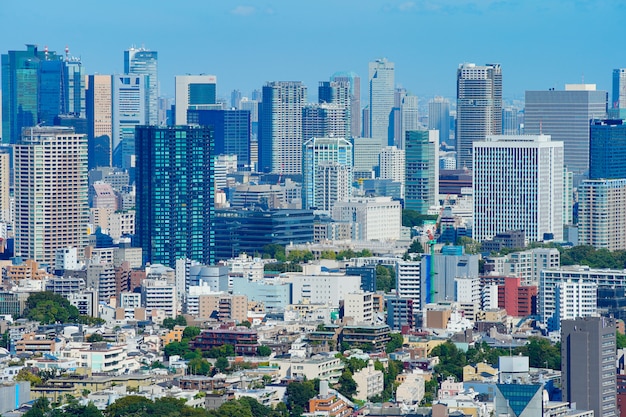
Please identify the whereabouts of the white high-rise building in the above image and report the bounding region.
[396,261,421,304]
[456,63,502,170]
[552,280,597,331]
[302,137,353,210]
[369,59,395,144]
[344,291,375,325]
[124,47,158,125]
[379,146,405,198]
[174,75,218,125]
[141,278,177,318]
[332,197,401,241]
[14,127,88,267]
[473,134,564,242]
[302,103,349,142]
[315,162,352,212]
[578,178,626,250]
[0,151,9,223]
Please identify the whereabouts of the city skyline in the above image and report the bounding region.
[0,0,622,103]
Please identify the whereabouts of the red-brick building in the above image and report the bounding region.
[497,276,537,317]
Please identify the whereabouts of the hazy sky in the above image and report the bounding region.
[1,0,624,103]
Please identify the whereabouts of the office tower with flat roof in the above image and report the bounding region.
[112,74,146,171]
[525,84,607,179]
[302,103,349,142]
[318,80,351,138]
[613,69,626,111]
[174,74,218,125]
[231,89,242,109]
[65,50,85,117]
[13,126,88,267]
[187,109,250,169]
[331,71,360,138]
[578,178,626,251]
[135,125,215,268]
[400,94,420,149]
[302,136,353,210]
[369,59,395,144]
[0,151,8,223]
[352,136,382,179]
[429,97,451,148]
[456,63,502,170]
[561,316,616,417]
[124,47,157,125]
[473,134,564,242]
[405,130,439,214]
[258,81,307,174]
[379,146,405,198]
[589,119,626,179]
[86,74,113,168]
[2,45,67,144]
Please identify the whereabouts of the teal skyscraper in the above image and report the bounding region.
[135,125,215,268]
[405,130,439,214]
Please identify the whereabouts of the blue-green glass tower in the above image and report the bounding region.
[135,125,215,268]
[2,45,67,144]
[405,130,439,214]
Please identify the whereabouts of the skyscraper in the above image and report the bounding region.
[428,97,451,148]
[368,59,395,144]
[14,126,88,266]
[86,74,113,168]
[379,146,405,198]
[578,178,626,251]
[318,80,351,138]
[124,46,158,125]
[258,81,307,174]
[302,136,353,210]
[135,125,215,268]
[65,49,85,117]
[302,103,349,142]
[187,109,250,169]
[331,71,361,138]
[473,135,564,242]
[525,84,607,179]
[589,119,626,179]
[0,151,9,223]
[561,316,617,417]
[401,94,420,149]
[456,63,502,170]
[405,130,439,214]
[174,74,218,125]
[612,68,626,110]
[112,74,146,171]
[1,45,66,144]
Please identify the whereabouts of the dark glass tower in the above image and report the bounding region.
[135,125,215,268]
[187,109,250,169]
[589,119,626,179]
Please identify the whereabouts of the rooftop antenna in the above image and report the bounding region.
[44,45,48,60]
[65,45,69,62]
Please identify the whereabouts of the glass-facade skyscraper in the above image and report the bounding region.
[428,96,451,149]
[135,125,215,268]
[405,130,439,214]
[331,71,361,138]
[456,63,502,170]
[124,47,158,125]
[174,74,218,125]
[368,59,395,144]
[589,119,626,179]
[187,109,251,169]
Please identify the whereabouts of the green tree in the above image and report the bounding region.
[182,326,201,340]
[262,244,287,262]
[15,368,42,386]
[618,332,626,349]
[215,356,230,372]
[24,291,81,324]
[162,317,176,330]
[188,357,211,375]
[175,315,187,326]
[376,265,395,292]
[286,380,317,411]
[386,332,404,353]
[163,340,191,359]
[50,403,103,417]
[429,341,467,380]
[87,333,104,343]
[402,210,438,227]
[257,345,272,356]
[105,395,152,417]
[336,370,357,399]
[320,250,337,260]
[239,320,252,328]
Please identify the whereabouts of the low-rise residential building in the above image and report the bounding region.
[192,327,258,356]
[395,372,425,404]
[272,353,344,383]
[352,360,384,401]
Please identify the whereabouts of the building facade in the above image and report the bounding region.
[578,179,626,250]
[369,59,395,144]
[124,47,158,125]
[456,63,502,170]
[405,130,439,214]
[589,119,626,179]
[174,74,218,125]
[473,135,564,242]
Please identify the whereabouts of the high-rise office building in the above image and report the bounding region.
[330,72,360,138]
[613,68,626,110]
[473,135,564,242]
[65,50,85,117]
[561,316,616,417]
[112,74,146,171]
[525,84,607,178]
[135,125,215,268]
[258,81,307,174]
[368,59,395,144]
[302,136,353,210]
[2,45,67,144]
[187,109,250,169]
[124,47,158,125]
[231,89,242,109]
[502,107,522,135]
[429,97,451,148]
[578,179,626,251]
[174,75,218,125]
[456,63,502,170]
[405,130,439,214]
[400,95,420,149]
[86,74,113,168]
[315,162,352,213]
[302,103,349,142]
[13,126,88,267]
[589,119,626,179]
[318,80,351,138]
[352,136,383,178]
[0,151,9,223]
[379,146,405,198]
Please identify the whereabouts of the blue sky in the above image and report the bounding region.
[1,0,624,103]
